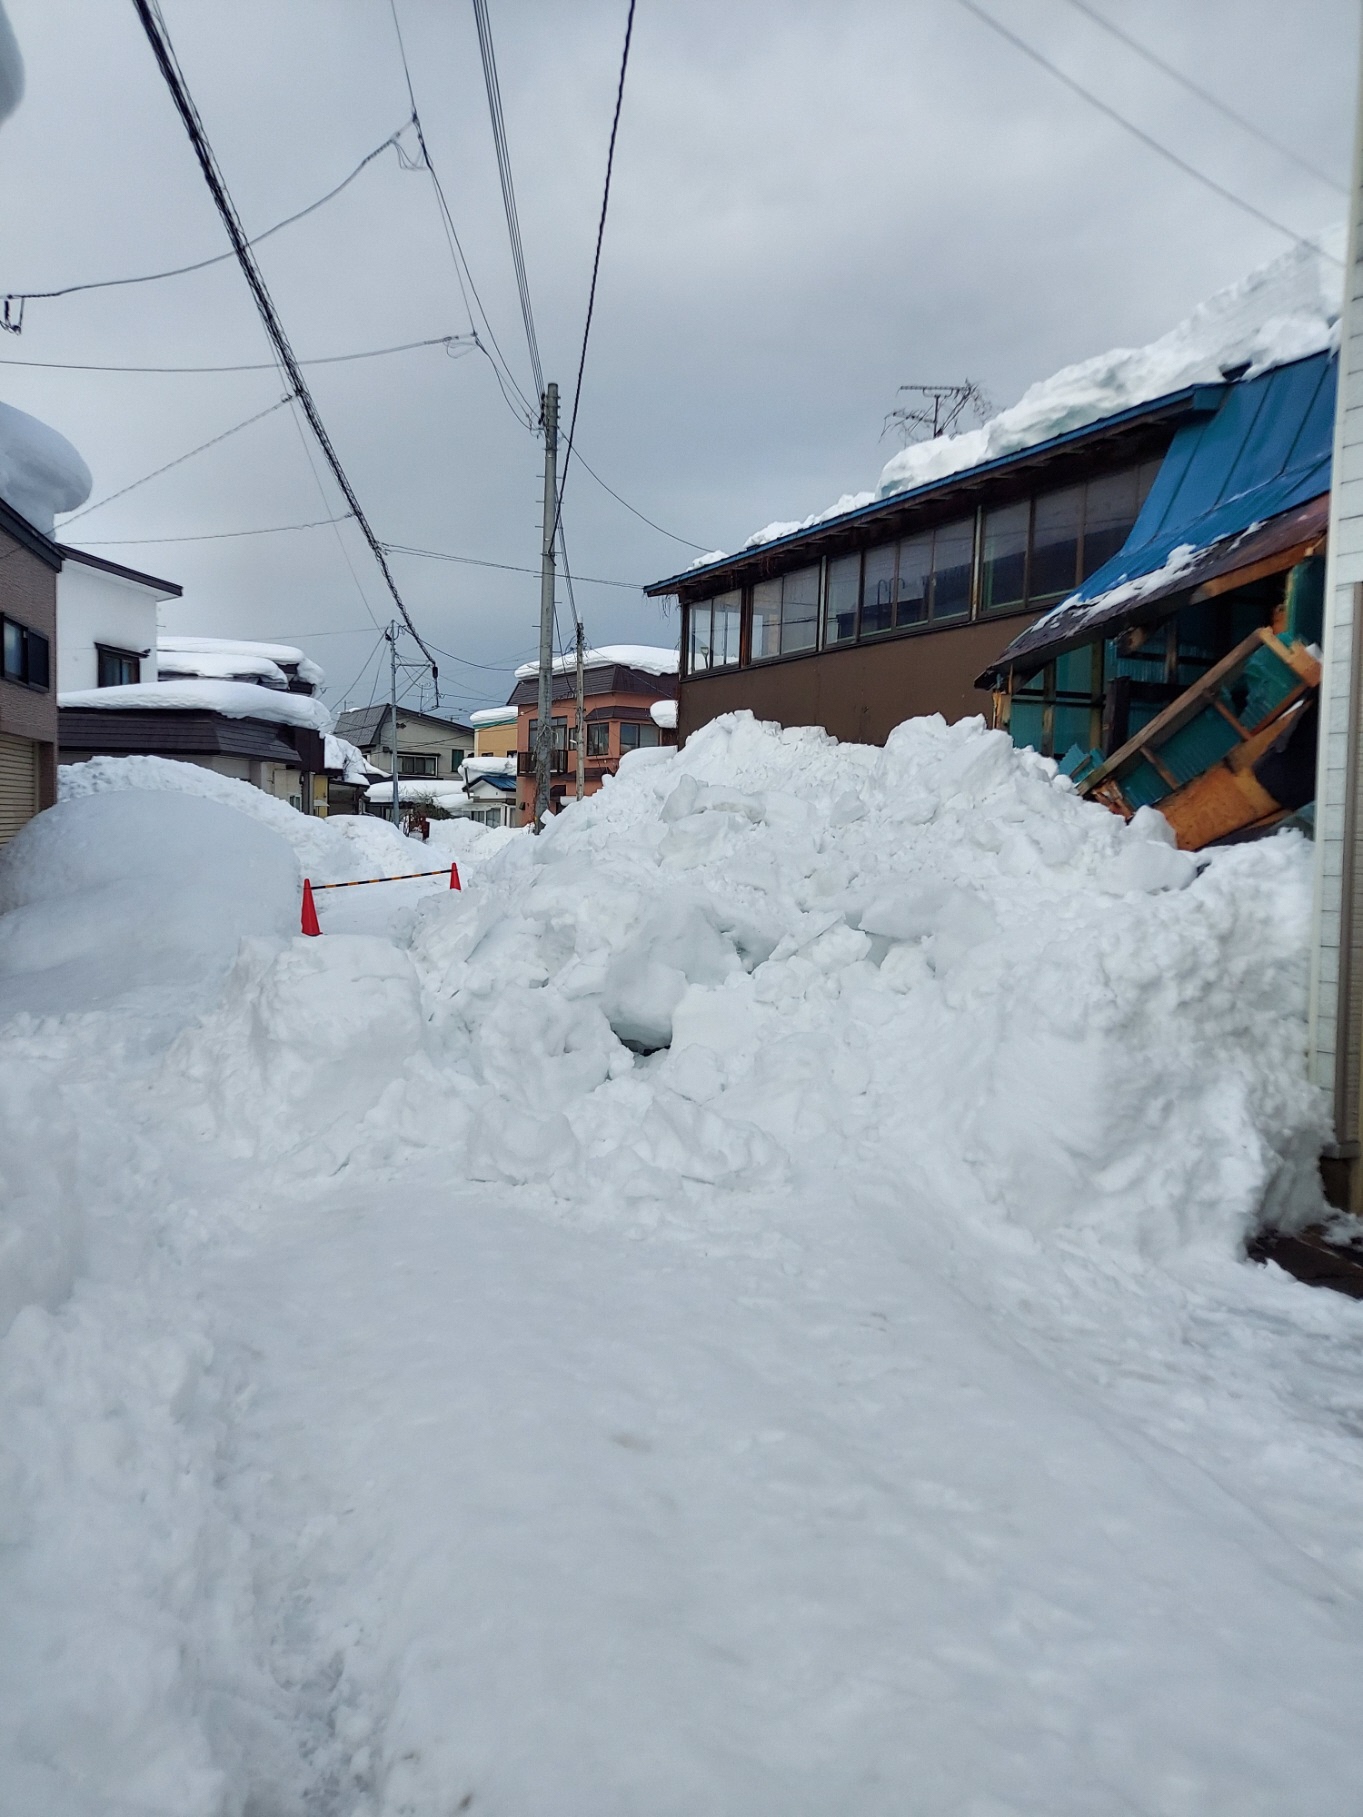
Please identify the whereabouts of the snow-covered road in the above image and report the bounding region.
[4,725,1363,1813]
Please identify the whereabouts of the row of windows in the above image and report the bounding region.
[2,616,50,691]
[396,748,467,776]
[527,716,664,756]
[686,460,1160,674]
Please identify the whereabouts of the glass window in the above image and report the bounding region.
[97,646,140,687]
[896,533,931,626]
[711,590,741,667]
[1052,703,1095,754]
[981,501,1029,613]
[1081,462,1158,578]
[751,578,782,660]
[782,565,820,654]
[399,752,438,776]
[587,721,610,757]
[862,544,897,635]
[26,630,48,691]
[930,518,974,620]
[1010,699,1045,752]
[2,619,22,682]
[620,721,662,751]
[687,600,713,673]
[825,553,860,645]
[1029,485,1083,603]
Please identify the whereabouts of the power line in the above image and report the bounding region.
[554,0,636,541]
[132,0,441,688]
[570,443,709,550]
[1054,0,1346,195]
[953,0,1342,264]
[383,539,644,588]
[470,0,544,402]
[60,394,293,523]
[0,333,474,375]
[1,122,415,332]
[387,0,537,428]
[73,515,352,545]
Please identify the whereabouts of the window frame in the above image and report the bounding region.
[1,615,51,692]
[95,644,141,688]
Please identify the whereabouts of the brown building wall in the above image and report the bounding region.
[0,522,59,816]
[677,610,1043,747]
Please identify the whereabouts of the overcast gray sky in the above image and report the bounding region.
[0,0,1357,720]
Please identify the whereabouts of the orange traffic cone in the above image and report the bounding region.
[301,878,322,936]
[449,862,461,891]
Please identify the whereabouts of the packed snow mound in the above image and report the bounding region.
[0,399,91,534]
[165,711,1324,1254]
[740,232,1343,551]
[158,635,324,691]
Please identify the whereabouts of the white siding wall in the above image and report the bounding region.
[56,561,164,693]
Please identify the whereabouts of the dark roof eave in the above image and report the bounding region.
[57,544,183,596]
[646,382,1225,599]
[0,496,63,571]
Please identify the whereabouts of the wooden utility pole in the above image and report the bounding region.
[575,619,586,800]
[387,621,401,828]
[534,383,559,832]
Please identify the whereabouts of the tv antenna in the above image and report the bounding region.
[884,381,992,445]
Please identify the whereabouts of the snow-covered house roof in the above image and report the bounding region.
[471,705,518,727]
[462,754,516,781]
[0,401,90,534]
[512,645,679,682]
[59,678,334,733]
[650,234,1344,599]
[58,546,181,600]
[157,636,325,693]
[324,734,385,783]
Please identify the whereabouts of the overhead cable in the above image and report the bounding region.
[72,515,352,545]
[384,539,643,589]
[1055,0,1345,195]
[388,0,538,427]
[1,122,415,333]
[470,0,544,402]
[571,443,709,550]
[132,0,441,689]
[553,0,637,540]
[0,333,474,375]
[60,394,293,523]
[954,0,1342,264]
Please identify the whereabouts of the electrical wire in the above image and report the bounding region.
[1054,0,1346,195]
[383,540,644,588]
[0,334,474,375]
[388,0,538,428]
[569,443,709,551]
[132,0,441,689]
[1,123,415,331]
[553,0,637,541]
[953,0,1342,263]
[73,516,352,545]
[470,0,544,402]
[59,394,293,523]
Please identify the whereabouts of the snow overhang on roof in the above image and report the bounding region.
[646,384,1224,603]
[980,348,1336,686]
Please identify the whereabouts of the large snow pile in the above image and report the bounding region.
[0,400,91,534]
[741,232,1343,551]
[6,720,1363,1816]
[157,636,325,692]
[0,1,22,124]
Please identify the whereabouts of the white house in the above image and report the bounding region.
[55,547,180,692]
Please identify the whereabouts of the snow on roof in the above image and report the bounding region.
[158,650,290,689]
[0,3,23,127]
[512,644,680,682]
[0,400,91,535]
[324,734,384,783]
[365,777,473,807]
[471,706,518,727]
[462,754,516,779]
[60,679,334,733]
[735,232,1344,555]
[158,635,325,691]
[649,699,678,731]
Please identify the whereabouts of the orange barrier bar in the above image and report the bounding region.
[300,862,461,935]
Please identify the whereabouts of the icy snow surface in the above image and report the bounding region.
[4,716,1363,1815]
[738,233,1343,554]
[59,678,334,731]
[512,642,679,680]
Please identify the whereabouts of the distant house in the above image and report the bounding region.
[471,705,518,759]
[335,704,476,803]
[508,645,679,820]
[0,496,59,845]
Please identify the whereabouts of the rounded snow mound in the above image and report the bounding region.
[0,399,91,532]
[0,790,298,1017]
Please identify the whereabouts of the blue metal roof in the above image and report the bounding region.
[993,349,1335,674]
[646,380,1226,597]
